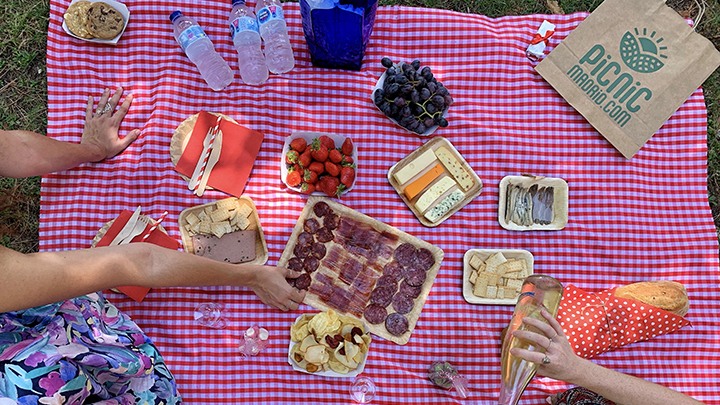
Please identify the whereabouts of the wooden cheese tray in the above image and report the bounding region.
[278,197,444,345]
[388,137,482,227]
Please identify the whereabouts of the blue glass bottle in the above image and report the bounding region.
[300,0,378,71]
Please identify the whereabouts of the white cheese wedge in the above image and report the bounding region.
[393,148,438,185]
[414,176,457,212]
[424,189,465,222]
[435,146,474,191]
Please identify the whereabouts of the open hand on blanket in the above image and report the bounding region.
[83,87,140,161]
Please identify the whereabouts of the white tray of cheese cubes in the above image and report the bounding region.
[178,196,268,265]
[463,249,534,305]
[387,137,482,227]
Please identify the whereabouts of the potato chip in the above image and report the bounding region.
[309,309,341,338]
[304,345,329,364]
[328,359,351,374]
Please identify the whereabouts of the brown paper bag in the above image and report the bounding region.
[536,0,720,159]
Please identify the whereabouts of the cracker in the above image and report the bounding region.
[235,203,253,219]
[210,207,232,223]
[216,198,239,211]
[468,254,484,270]
[506,279,523,292]
[469,270,478,284]
[473,274,489,297]
[484,252,507,274]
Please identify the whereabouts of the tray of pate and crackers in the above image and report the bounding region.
[388,137,482,227]
[178,197,268,265]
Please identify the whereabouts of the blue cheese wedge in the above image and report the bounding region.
[414,176,457,212]
[435,146,474,191]
[424,189,465,222]
[393,148,438,185]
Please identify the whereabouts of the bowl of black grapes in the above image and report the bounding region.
[372,57,453,136]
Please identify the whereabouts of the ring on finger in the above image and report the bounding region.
[542,355,551,365]
[96,103,113,116]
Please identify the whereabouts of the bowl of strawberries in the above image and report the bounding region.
[281,132,357,197]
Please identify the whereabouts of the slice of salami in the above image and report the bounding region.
[310,242,327,259]
[297,231,314,247]
[303,256,320,273]
[363,304,388,325]
[392,293,415,315]
[414,248,436,272]
[303,218,321,234]
[313,201,330,217]
[370,285,395,307]
[287,257,304,272]
[285,277,296,288]
[323,212,339,230]
[385,313,409,336]
[294,273,311,290]
[394,243,417,267]
[383,260,404,278]
[376,274,399,290]
[399,280,423,299]
[404,269,427,287]
[315,227,334,243]
[293,243,312,259]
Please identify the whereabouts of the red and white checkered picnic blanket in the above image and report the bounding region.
[44,1,720,403]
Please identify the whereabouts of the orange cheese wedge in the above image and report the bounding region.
[403,163,445,200]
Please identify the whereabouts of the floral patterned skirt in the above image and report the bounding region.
[0,293,180,404]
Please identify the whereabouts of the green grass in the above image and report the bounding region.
[1,0,719,253]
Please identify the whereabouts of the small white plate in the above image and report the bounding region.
[280,132,358,196]
[371,63,450,137]
[287,315,369,378]
[62,0,130,46]
[462,249,534,305]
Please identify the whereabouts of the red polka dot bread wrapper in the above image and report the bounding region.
[556,284,691,359]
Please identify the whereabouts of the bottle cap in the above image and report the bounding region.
[169,11,183,23]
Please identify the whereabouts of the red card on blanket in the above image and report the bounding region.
[95,209,181,302]
[557,284,691,359]
[175,111,264,197]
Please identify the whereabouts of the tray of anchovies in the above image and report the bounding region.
[498,175,568,231]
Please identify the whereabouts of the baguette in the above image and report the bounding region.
[614,281,688,316]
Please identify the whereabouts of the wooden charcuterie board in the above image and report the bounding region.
[278,197,444,345]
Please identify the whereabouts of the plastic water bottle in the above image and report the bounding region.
[229,0,269,85]
[255,0,295,74]
[169,11,234,91]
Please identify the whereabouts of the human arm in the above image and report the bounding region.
[0,87,139,177]
[511,309,703,405]
[0,243,306,313]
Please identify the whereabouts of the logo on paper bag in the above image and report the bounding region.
[562,27,666,128]
[619,28,667,73]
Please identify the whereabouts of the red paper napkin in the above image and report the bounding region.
[94,210,181,302]
[557,284,691,359]
[175,111,264,197]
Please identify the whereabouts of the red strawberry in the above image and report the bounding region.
[304,170,318,184]
[290,138,307,153]
[318,176,345,197]
[292,164,304,176]
[325,161,340,177]
[329,149,342,163]
[310,139,329,162]
[340,166,355,188]
[341,138,354,155]
[308,161,325,174]
[286,170,302,187]
[285,150,299,164]
[318,135,336,150]
[299,182,315,194]
[298,150,312,167]
[340,154,354,166]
